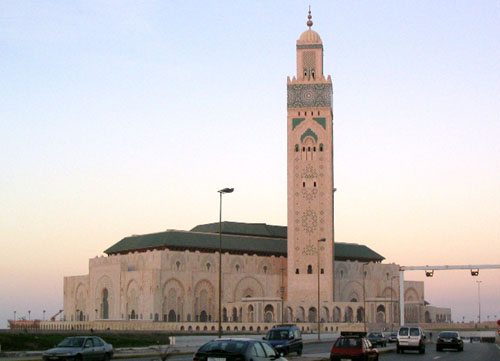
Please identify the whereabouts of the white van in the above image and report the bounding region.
[396,326,425,354]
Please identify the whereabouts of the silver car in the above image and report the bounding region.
[43,336,114,361]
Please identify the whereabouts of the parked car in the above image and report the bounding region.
[263,324,303,356]
[193,338,286,361]
[367,332,388,347]
[330,333,379,361]
[43,336,114,361]
[436,331,464,352]
[387,332,397,343]
[396,326,425,354]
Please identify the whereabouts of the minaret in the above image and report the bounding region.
[286,10,335,309]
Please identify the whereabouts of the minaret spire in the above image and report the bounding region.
[307,6,313,28]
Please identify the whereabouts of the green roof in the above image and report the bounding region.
[104,222,384,262]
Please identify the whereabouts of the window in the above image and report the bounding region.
[298,111,300,116]
[93,337,104,347]
[235,264,240,272]
[206,263,211,271]
[318,111,320,116]
[295,144,299,152]
[263,265,268,273]
[321,268,324,274]
[303,147,305,152]
[308,147,311,152]
[260,342,277,357]
[307,265,312,274]
[252,343,266,358]
[313,147,316,152]
[314,181,317,187]
[295,268,300,274]
[175,261,181,270]
[319,144,324,152]
[303,182,305,187]
[311,69,315,79]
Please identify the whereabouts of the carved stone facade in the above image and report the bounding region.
[61,15,450,331]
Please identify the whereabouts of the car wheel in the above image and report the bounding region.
[419,345,425,354]
[396,346,400,354]
[75,355,83,361]
[436,346,441,352]
[297,347,302,356]
[103,353,111,361]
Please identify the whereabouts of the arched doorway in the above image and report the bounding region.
[308,307,317,323]
[356,307,364,322]
[376,305,386,323]
[168,310,176,322]
[344,307,353,322]
[232,307,238,322]
[333,307,341,322]
[130,310,136,320]
[264,305,274,323]
[247,305,254,322]
[200,310,208,322]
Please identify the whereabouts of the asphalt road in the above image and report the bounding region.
[114,342,500,361]
[379,342,500,361]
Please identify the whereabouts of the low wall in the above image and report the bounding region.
[24,320,365,334]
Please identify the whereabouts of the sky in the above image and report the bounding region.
[1,1,499,328]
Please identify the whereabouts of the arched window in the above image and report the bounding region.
[319,144,324,152]
[206,263,211,271]
[102,288,109,319]
[295,268,300,274]
[263,265,268,274]
[295,144,299,152]
[176,261,181,270]
[307,265,313,274]
[321,268,324,274]
[235,264,240,272]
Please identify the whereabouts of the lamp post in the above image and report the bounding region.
[95,308,98,320]
[43,310,46,321]
[317,238,326,340]
[28,310,31,321]
[218,187,234,338]
[362,264,367,333]
[476,280,482,324]
[14,310,16,321]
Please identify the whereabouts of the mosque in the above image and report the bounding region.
[60,12,451,332]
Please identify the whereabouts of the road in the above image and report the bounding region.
[379,342,500,361]
[115,342,500,361]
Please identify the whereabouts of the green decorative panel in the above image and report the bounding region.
[297,44,323,49]
[292,118,305,129]
[300,128,318,143]
[287,83,332,108]
[313,117,326,129]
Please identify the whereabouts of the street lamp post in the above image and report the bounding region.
[14,311,16,321]
[218,187,234,338]
[43,310,46,321]
[362,264,367,333]
[95,309,98,320]
[476,280,482,324]
[317,238,326,340]
[28,310,31,321]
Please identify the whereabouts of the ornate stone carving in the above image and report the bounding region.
[287,83,332,108]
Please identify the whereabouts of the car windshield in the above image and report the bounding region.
[368,333,381,337]
[410,328,420,336]
[335,338,361,349]
[57,337,85,348]
[266,330,289,340]
[399,328,409,336]
[198,341,247,354]
[439,332,458,338]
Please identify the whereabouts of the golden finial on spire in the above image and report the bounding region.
[307,6,313,28]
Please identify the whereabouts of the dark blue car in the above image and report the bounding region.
[262,325,302,356]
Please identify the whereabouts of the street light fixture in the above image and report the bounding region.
[218,187,234,338]
[317,238,326,340]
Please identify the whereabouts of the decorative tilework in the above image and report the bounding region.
[297,44,323,49]
[302,165,318,179]
[300,128,318,143]
[292,118,305,129]
[302,243,317,256]
[287,83,332,108]
[301,208,317,234]
[301,188,318,202]
[313,117,326,129]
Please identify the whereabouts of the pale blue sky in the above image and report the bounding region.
[1,1,499,327]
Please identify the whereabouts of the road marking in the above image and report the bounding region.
[496,344,500,351]
[433,356,441,360]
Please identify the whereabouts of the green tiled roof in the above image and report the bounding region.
[104,222,384,262]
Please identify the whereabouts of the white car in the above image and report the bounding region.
[396,326,425,354]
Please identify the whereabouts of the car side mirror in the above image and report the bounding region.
[289,335,294,340]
